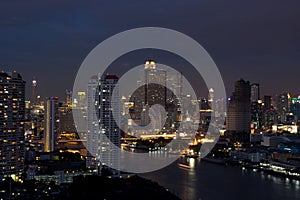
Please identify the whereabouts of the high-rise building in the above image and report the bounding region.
[72,91,87,138]
[59,105,76,134]
[0,71,25,180]
[86,75,121,174]
[277,92,291,123]
[130,61,180,131]
[43,97,59,152]
[144,60,167,107]
[250,83,260,102]
[86,77,98,169]
[260,95,277,128]
[98,75,120,174]
[251,100,263,132]
[208,88,214,107]
[32,77,37,105]
[65,89,72,107]
[226,79,251,133]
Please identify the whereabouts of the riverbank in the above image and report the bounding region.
[201,157,300,180]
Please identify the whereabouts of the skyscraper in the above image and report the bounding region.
[226,79,251,133]
[277,92,291,123]
[86,76,98,169]
[144,60,167,107]
[250,83,260,102]
[86,75,121,174]
[98,75,120,174]
[65,89,72,107]
[72,91,87,138]
[208,88,214,107]
[32,77,37,105]
[44,97,59,152]
[0,71,25,180]
[130,60,180,131]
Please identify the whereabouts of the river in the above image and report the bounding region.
[141,158,300,200]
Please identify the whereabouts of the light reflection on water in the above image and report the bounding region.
[141,159,300,200]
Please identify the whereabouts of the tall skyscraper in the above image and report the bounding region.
[226,79,251,133]
[86,76,98,169]
[0,71,25,180]
[130,60,180,131]
[86,75,121,174]
[65,89,72,107]
[72,91,87,138]
[276,92,291,123]
[261,96,277,128]
[250,83,260,102]
[32,77,37,105]
[144,60,167,107]
[98,75,120,173]
[44,97,59,152]
[208,88,214,107]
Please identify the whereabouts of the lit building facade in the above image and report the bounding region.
[72,91,87,138]
[0,71,25,180]
[86,75,121,174]
[250,83,260,102]
[86,77,98,169]
[276,92,291,123]
[97,75,120,174]
[44,97,59,152]
[130,61,180,132]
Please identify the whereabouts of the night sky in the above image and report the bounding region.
[0,0,299,100]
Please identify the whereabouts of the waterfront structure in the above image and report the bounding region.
[0,71,25,180]
[44,97,59,152]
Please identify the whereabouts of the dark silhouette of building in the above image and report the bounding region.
[226,79,251,142]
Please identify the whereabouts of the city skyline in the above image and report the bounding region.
[1,69,300,199]
[1,1,300,199]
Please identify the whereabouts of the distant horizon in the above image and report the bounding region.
[2,68,299,103]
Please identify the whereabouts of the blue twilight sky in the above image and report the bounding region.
[0,0,299,100]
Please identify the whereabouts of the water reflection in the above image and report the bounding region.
[141,161,300,200]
